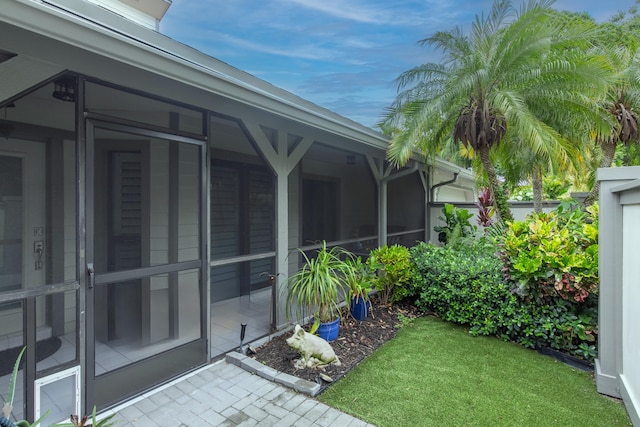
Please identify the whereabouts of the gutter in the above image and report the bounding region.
[430,172,459,202]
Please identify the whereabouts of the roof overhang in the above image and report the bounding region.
[1,0,390,149]
[0,0,475,182]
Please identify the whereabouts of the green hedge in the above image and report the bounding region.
[409,238,598,361]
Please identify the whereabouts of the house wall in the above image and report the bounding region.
[0,138,47,336]
[436,186,474,202]
[597,166,640,427]
[622,203,640,427]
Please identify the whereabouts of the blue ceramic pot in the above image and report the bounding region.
[316,317,340,342]
[350,296,370,321]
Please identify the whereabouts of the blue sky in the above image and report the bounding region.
[161,1,635,129]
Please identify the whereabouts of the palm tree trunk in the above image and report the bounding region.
[478,145,513,222]
[532,165,543,213]
[585,142,617,206]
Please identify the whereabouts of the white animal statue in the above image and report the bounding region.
[285,324,341,368]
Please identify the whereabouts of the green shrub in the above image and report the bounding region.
[409,237,598,362]
[433,203,476,246]
[510,177,570,201]
[367,244,413,305]
[409,239,507,330]
[543,176,571,200]
[500,201,599,303]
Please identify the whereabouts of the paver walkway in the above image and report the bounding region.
[105,359,374,426]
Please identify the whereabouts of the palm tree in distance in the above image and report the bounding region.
[585,34,640,204]
[382,0,612,221]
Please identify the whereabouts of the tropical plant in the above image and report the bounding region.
[1,348,48,427]
[509,175,570,203]
[53,407,117,427]
[543,176,571,199]
[367,244,414,305]
[344,255,375,320]
[344,255,374,302]
[476,188,495,227]
[433,203,475,245]
[286,241,350,325]
[497,136,549,212]
[499,201,599,303]
[585,14,640,204]
[382,0,613,222]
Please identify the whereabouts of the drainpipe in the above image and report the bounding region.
[423,167,431,243]
[430,172,459,202]
[428,172,459,243]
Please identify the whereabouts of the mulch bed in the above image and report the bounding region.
[250,299,423,387]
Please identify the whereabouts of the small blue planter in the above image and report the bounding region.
[316,317,340,342]
[350,296,370,321]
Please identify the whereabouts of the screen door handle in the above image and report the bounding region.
[87,263,95,289]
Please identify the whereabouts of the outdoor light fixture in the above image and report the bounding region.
[52,76,76,102]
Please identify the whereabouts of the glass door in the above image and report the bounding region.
[86,121,206,409]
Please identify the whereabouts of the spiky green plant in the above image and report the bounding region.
[53,406,118,427]
[286,241,351,324]
[1,347,48,427]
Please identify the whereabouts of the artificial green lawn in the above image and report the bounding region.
[319,316,631,427]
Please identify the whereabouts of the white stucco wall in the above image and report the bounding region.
[622,203,640,425]
[597,166,640,427]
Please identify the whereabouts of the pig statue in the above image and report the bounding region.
[286,324,341,368]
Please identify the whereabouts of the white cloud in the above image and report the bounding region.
[277,0,392,24]
[161,0,626,128]
[213,31,341,61]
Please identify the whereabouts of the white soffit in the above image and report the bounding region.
[0,56,63,103]
[119,0,171,20]
[77,0,171,29]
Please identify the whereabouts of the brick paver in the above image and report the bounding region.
[104,360,375,426]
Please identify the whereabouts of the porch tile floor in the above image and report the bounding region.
[104,359,374,427]
[210,288,273,357]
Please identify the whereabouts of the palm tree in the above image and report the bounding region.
[585,32,640,204]
[382,0,612,221]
